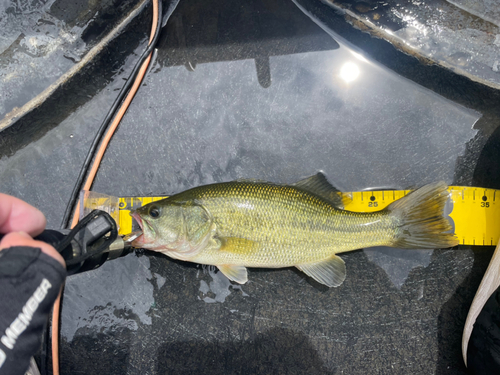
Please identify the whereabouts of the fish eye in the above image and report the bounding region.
[149,206,161,219]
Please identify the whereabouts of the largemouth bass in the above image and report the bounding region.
[131,173,458,287]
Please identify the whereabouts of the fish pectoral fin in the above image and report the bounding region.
[218,265,248,284]
[220,237,258,254]
[293,173,349,208]
[297,255,346,287]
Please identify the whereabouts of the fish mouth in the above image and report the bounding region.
[130,212,146,247]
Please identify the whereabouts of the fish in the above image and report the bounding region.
[130,173,458,287]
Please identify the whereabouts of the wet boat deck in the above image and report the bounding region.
[1,0,500,373]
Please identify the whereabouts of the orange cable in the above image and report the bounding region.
[50,290,62,375]
[51,1,159,373]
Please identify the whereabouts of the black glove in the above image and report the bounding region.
[0,246,66,375]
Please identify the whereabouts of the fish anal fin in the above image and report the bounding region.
[218,265,248,284]
[293,173,346,208]
[297,255,346,287]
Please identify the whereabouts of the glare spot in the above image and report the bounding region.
[236,202,254,210]
[339,62,360,83]
[349,51,368,63]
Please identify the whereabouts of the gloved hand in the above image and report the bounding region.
[0,193,66,375]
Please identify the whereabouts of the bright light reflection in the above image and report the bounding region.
[236,202,254,210]
[339,62,360,83]
[350,51,368,63]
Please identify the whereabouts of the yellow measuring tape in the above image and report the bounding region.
[109,186,500,246]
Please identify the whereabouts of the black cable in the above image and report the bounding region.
[61,0,163,229]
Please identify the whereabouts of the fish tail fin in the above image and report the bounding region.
[387,182,458,249]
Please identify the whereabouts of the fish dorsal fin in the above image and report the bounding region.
[293,173,344,208]
[218,265,248,284]
[234,178,268,183]
[297,255,346,287]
